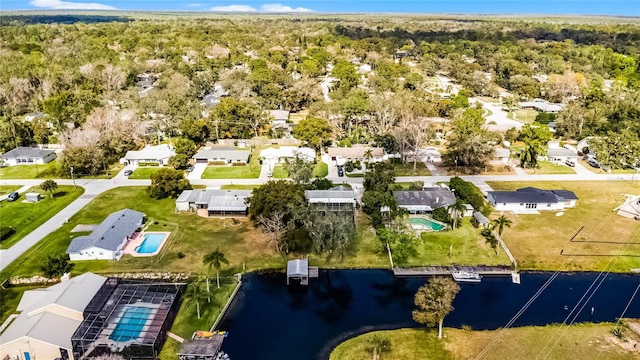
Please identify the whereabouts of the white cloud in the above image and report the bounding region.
[260,3,313,12]
[30,0,116,10]
[210,4,257,12]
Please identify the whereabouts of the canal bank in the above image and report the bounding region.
[218,270,640,360]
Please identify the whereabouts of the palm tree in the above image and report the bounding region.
[447,199,467,229]
[203,249,229,291]
[363,148,373,174]
[184,281,204,319]
[492,215,513,238]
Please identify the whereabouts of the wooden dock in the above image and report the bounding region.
[393,265,515,277]
[309,266,319,278]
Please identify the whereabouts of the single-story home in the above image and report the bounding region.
[66,209,144,261]
[491,148,511,165]
[0,272,107,360]
[392,188,457,214]
[193,147,251,165]
[520,99,564,113]
[1,147,57,165]
[267,109,290,124]
[305,185,357,213]
[327,146,385,162]
[260,146,316,163]
[122,144,175,166]
[546,146,579,164]
[487,187,578,212]
[176,189,251,217]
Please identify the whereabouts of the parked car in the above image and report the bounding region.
[565,159,576,167]
[124,169,133,176]
[185,165,194,173]
[587,159,600,168]
[7,192,19,202]
[337,165,344,177]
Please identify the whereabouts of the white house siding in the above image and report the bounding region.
[491,201,566,212]
[176,201,190,211]
[1,338,73,360]
[69,241,126,261]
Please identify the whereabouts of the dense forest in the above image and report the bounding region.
[0,14,638,174]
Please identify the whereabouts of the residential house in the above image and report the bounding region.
[0,273,107,360]
[260,146,316,163]
[487,187,578,212]
[520,99,564,113]
[193,147,251,165]
[66,209,145,261]
[267,110,294,137]
[136,73,158,97]
[176,189,251,217]
[392,188,457,214]
[546,145,579,164]
[327,146,385,163]
[1,147,57,166]
[491,147,511,165]
[122,144,175,166]
[305,185,357,216]
[200,85,227,109]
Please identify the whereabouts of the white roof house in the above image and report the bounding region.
[0,273,106,360]
[176,189,252,216]
[520,100,565,113]
[122,144,175,166]
[1,147,57,166]
[259,146,316,163]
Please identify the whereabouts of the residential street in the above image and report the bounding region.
[1,171,638,271]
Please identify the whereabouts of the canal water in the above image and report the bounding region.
[218,270,640,360]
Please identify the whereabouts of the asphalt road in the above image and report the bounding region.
[1,171,638,271]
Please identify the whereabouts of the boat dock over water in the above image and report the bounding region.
[393,265,515,277]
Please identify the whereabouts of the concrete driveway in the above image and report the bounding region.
[474,98,524,131]
[187,163,207,180]
[0,184,33,201]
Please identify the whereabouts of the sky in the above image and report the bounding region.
[1,0,639,16]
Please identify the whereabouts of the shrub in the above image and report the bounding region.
[449,177,486,211]
[177,252,186,259]
[432,207,451,224]
[0,226,15,241]
[138,162,160,166]
[208,161,227,165]
[232,162,247,166]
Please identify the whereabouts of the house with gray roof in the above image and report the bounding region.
[122,144,175,166]
[392,188,456,214]
[1,146,57,166]
[66,209,144,261]
[546,146,579,164]
[305,185,357,215]
[0,272,106,360]
[487,187,578,212]
[193,147,251,165]
[176,189,251,217]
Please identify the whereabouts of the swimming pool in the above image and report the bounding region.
[110,307,152,342]
[407,217,446,231]
[136,233,167,254]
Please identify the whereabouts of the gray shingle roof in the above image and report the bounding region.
[66,209,144,253]
[177,190,251,211]
[488,187,578,204]
[392,188,456,210]
[193,148,251,162]
[547,147,578,158]
[2,147,55,159]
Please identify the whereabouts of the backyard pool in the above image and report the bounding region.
[135,233,168,255]
[110,306,152,342]
[407,216,446,231]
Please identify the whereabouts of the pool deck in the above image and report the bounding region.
[393,265,515,277]
[123,231,171,257]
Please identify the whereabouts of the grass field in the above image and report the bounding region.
[201,164,261,179]
[0,185,85,249]
[0,185,21,195]
[313,161,329,177]
[509,109,539,122]
[0,162,59,179]
[330,322,639,360]
[392,162,432,176]
[220,184,259,190]
[272,165,288,178]
[524,161,575,174]
[127,166,162,179]
[488,181,640,271]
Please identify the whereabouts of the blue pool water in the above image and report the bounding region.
[407,217,446,231]
[136,233,166,254]
[110,307,152,342]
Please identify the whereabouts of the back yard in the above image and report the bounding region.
[488,181,640,271]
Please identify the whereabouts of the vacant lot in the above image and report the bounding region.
[0,185,85,249]
[201,164,261,179]
[488,181,640,271]
[128,166,162,179]
[330,323,638,360]
[524,161,575,175]
[0,162,59,179]
[392,162,432,176]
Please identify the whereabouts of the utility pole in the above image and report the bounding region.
[70,166,76,189]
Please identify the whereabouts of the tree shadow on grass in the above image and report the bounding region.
[52,191,68,198]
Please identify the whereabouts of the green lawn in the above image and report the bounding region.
[514,109,539,122]
[313,161,329,177]
[414,218,510,266]
[330,323,639,360]
[0,161,59,179]
[220,184,259,190]
[0,185,21,195]
[392,162,432,176]
[0,185,85,249]
[201,165,261,179]
[524,161,575,174]
[272,165,288,178]
[128,166,163,179]
[488,181,640,271]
